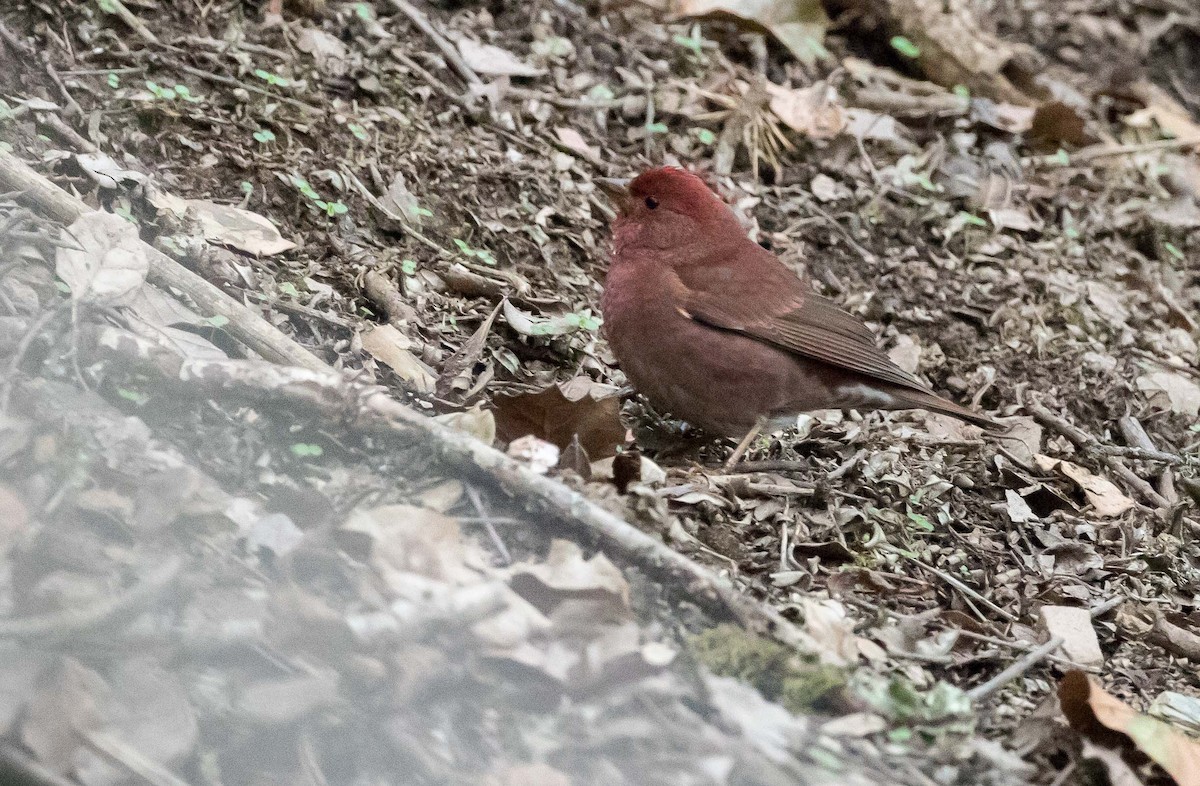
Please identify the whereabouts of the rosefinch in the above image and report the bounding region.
[597,167,995,457]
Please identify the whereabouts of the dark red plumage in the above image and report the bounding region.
[597,167,995,438]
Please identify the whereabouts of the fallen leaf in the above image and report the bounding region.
[1059,670,1200,786]
[554,127,601,162]
[502,299,586,338]
[671,0,830,65]
[1137,371,1200,418]
[456,38,545,78]
[887,334,921,374]
[810,173,851,202]
[508,539,629,615]
[434,404,497,444]
[56,211,149,306]
[1039,606,1102,666]
[765,81,845,138]
[186,200,296,257]
[360,324,436,392]
[376,171,427,229]
[506,434,560,474]
[493,378,626,459]
[1034,455,1135,517]
[296,28,348,75]
[1004,489,1037,523]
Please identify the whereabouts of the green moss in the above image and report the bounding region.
[690,624,848,713]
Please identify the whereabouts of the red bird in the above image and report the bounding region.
[597,167,995,455]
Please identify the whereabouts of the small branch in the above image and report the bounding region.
[0,556,183,643]
[385,0,482,87]
[0,148,327,372]
[966,636,1063,701]
[1022,136,1200,167]
[907,558,1019,623]
[99,0,161,44]
[173,62,324,114]
[1118,415,1178,504]
[1027,401,1170,509]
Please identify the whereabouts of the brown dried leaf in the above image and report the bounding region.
[1059,671,1200,786]
[1033,455,1135,517]
[456,38,545,78]
[671,0,829,65]
[360,324,436,392]
[765,81,845,138]
[186,200,296,257]
[493,378,626,459]
[56,211,149,306]
[508,539,630,616]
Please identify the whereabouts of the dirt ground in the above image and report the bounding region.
[0,0,1198,784]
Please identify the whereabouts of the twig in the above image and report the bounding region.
[172,62,324,114]
[465,485,512,565]
[966,636,1063,701]
[98,0,161,44]
[391,49,471,107]
[1027,401,1170,509]
[89,337,819,650]
[0,148,327,372]
[0,556,183,642]
[1022,136,1200,167]
[1132,347,1200,381]
[1118,415,1178,504]
[385,0,482,87]
[907,557,1019,623]
[952,628,1099,672]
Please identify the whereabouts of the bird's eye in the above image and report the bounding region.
[644,196,659,210]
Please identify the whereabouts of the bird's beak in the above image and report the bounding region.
[595,177,632,215]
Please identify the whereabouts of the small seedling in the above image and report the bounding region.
[204,314,230,328]
[673,25,706,57]
[692,127,716,145]
[279,282,300,298]
[116,387,149,406]
[452,238,496,265]
[107,72,120,89]
[401,259,417,276]
[564,309,602,331]
[252,128,276,144]
[290,443,324,457]
[348,123,368,141]
[253,69,290,87]
[646,122,668,134]
[890,36,921,58]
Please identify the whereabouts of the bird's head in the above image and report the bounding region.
[597,167,743,256]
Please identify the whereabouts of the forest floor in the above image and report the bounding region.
[0,0,1198,784]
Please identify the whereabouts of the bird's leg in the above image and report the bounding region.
[724,416,768,469]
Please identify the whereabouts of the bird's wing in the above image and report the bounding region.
[673,245,929,393]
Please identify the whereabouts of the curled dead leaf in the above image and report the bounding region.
[493,377,626,459]
[1059,671,1200,786]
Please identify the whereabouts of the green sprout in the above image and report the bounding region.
[253,68,290,87]
[452,238,496,265]
[890,36,921,58]
[252,128,276,144]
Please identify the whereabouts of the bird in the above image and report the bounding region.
[595,166,997,461]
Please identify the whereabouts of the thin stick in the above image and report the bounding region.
[386,0,482,87]
[907,558,1019,623]
[1023,136,1200,167]
[0,148,326,372]
[1027,401,1170,509]
[966,636,1062,701]
[98,0,161,44]
[173,62,324,114]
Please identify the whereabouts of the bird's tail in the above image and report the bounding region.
[889,389,1001,430]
